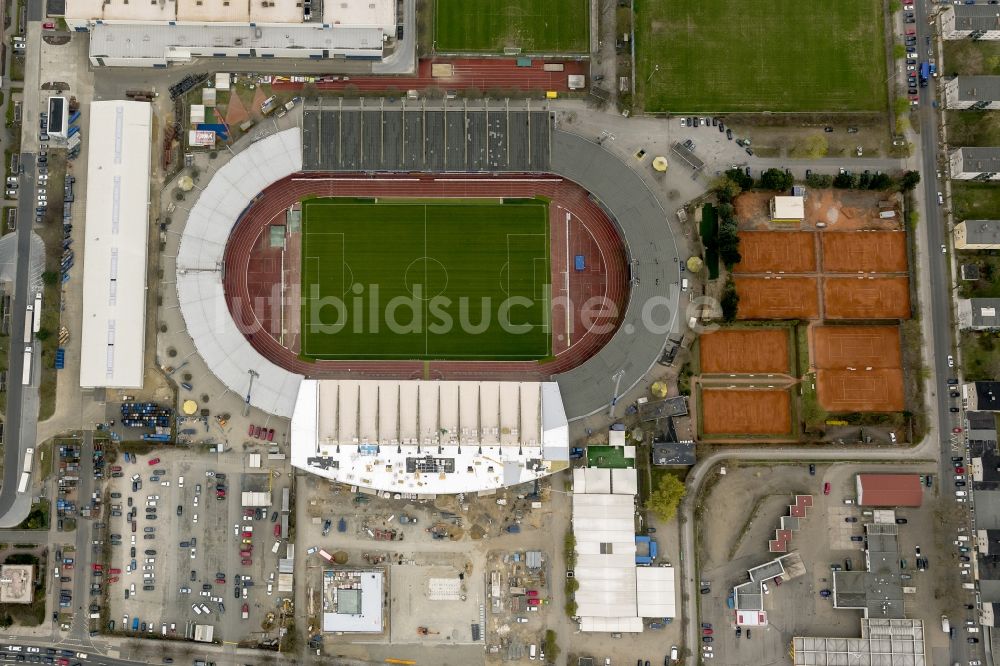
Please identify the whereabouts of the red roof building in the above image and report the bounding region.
[855,474,923,507]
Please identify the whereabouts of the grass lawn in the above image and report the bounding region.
[433,0,588,53]
[300,198,551,360]
[961,330,1000,382]
[952,181,1000,220]
[943,41,1000,76]
[957,252,1000,298]
[636,0,887,112]
[946,111,1000,146]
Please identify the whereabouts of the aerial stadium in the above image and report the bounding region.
[175,100,681,495]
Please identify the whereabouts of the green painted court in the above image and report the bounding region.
[636,0,886,112]
[300,198,551,360]
[433,0,589,53]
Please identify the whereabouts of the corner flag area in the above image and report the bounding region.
[300,198,551,360]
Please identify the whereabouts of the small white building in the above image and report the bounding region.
[769,196,805,221]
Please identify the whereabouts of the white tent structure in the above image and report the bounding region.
[571,466,676,633]
[291,379,569,494]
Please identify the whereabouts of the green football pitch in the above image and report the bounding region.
[300,198,551,361]
[433,0,589,53]
[636,0,886,112]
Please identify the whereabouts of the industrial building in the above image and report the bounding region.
[949,147,1000,181]
[61,0,395,66]
[958,298,1000,330]
[290,379,570,494]
[942,3,1000,39]
[955,219,1000,249]
[79,100,152,389]
[945,76,1000,110]
[855,474,923,508]
[792,619,926,666]
[571,466,676,633]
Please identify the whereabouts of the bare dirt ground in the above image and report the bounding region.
[735,190,903,231]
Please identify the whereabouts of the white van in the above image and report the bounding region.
[191,604,203,615]
[681,278,689,292]
[670,646,679,661]
[200,604,211,614]
[529,644,537,660]
[272,540,281,554]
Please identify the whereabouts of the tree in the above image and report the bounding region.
[833,172,854,189]
[716,203,734,221]
[724,167,753,191]
[41,271,58,286]
[646,473,686,522]
[543,630,560,662]
[718,220,741,268]
[901,170,921,191]
[35,327,51,342]
[869,173,892,190]
[806,173,834,188]
[713,176,742,204]
[720,278,739,322]
[0,614,12,629]
[759,168,793,192]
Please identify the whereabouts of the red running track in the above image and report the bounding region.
[221,173,628,381]
[270,58,588,94]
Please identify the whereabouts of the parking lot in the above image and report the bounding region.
[695,461,958,664]
[101,445,292,644]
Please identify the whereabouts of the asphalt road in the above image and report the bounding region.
[0,152,38,526]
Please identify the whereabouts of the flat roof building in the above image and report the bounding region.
[47,97,66,139]
[950,147,1000,180]
[79,101,152,389]
[793,619,926,666]
[966,381,1000,411]
[945,76,1000,110]
[769,195,805,221]
[0,564,34,604]
[855,474,923,507]
[958,298,1000,330]
[291,379,569,495]
[955,219,1000,249]
[64,0,394,66]
[322,569,384,633]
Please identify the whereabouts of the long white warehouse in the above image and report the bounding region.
[291,379,570,494]
[79,100,152,389]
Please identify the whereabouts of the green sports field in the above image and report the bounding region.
[636,0,886,112]
[433,0,588,53]
[300,198,551,361]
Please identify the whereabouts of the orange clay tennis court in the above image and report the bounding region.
[823,277,910,319]
[816,368,905,412]
[821,231,908,273]
[735,277,820,319]
[734,231,817,273]
[812,325,901,369]
[699,329,791,374]
[701,388,792,435]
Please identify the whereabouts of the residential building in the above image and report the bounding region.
[945,76,1000,109]
[942,3,1000,39]
[950,147,1000,180]
[955,219,1000,249]
[958,298,1000,330]
[965,381,1000,412]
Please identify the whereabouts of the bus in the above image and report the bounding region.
[22,447,34,473]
